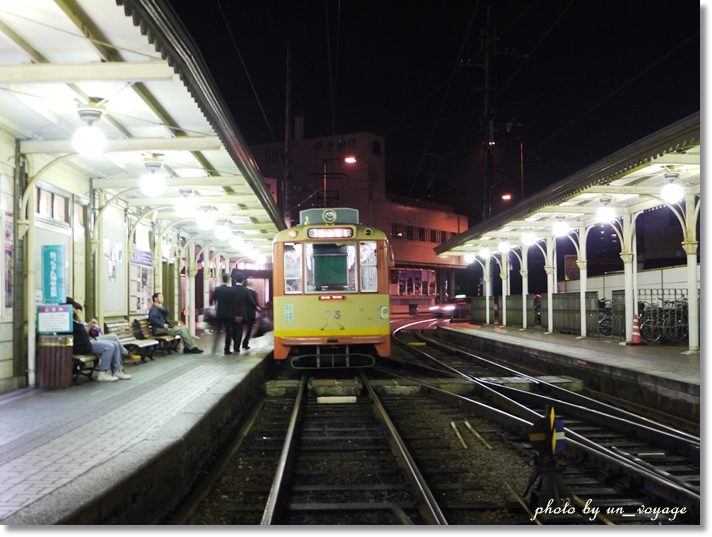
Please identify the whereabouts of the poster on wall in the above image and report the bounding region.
[5,212,13,320]
[129,249,153,315]
[564,255,580,281]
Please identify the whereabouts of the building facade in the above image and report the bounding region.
[250,131,469,312]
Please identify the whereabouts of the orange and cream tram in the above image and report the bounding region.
[272,208,392,368]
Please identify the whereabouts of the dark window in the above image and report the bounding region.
[372,141,381,156]
[418,228,426,241]
[406,226,414,240]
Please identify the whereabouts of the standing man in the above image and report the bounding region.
[239,277,261,350]
[211,272,237,354]
[231,272,259,352]
[149,292,203,354]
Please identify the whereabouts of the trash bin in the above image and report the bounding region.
[36,335,74,389]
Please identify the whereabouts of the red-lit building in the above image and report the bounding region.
[250,128,469,312]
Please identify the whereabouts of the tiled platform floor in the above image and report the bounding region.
[0,332,273,524]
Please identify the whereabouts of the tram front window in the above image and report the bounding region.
[305,242,356,292]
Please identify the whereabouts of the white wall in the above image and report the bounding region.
[560,265,700,300]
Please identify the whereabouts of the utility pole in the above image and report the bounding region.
[481,9,495,222]
[462,11,524,221]
[283,45,293,227]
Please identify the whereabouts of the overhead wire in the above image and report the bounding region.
[491,0,575,109]
[408,1,480,199]
[215,0,277,143]
[525,29,700,160]
[324,0,342,136]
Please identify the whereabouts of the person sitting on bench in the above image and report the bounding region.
[72,308,131,382]
[148,292,203,354]
[66,297,141,362]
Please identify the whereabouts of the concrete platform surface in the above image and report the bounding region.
[0,332,275,525]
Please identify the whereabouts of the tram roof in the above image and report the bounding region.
[1,0,285,261]
[435,112,700,259]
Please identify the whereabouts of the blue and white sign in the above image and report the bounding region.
[42,245,66,304]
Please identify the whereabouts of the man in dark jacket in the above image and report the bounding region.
[211,272,237,354]
[231,272,259,352]
[149,292,203,354]
[239,277,260,350]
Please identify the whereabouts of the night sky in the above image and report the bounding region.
[167,1,701,226]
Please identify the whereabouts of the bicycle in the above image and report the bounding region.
[598,298,612,336]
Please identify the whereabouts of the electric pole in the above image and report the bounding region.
[283,45,293,227]
[481,10,495,222]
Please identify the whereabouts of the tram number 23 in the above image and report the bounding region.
[325,310,341,320]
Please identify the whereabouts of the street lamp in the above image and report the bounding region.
[323,156,357,207]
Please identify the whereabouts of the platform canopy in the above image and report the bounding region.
[435,113,700,259]
[1,0,285,261]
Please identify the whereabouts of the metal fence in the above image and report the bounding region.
[541,291,599,336]
[611,290,626,340]
[470,296,495,324]
[636,288,693,344]
[503,294,537,327]
[609,288,697,343]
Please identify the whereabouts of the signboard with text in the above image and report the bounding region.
[42,245,66,303]
[37,304,72,334]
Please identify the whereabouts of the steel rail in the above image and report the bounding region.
[374,368,700,511]
[260,373,308,525]
[390,331,701,502]
[409,326,700,444]
[359,371,449,525]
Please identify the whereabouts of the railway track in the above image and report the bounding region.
[173,369,539,525]
[171,347,698,524]
[378,323,700,523]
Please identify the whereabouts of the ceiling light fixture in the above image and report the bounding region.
[552,216,570,237]
[214,224,232,241]
[596,198,616,223]
[464,253,475,264]
[196,208,216,231]
[72,107,107,157]
[229,234,244,250]
[479,247,491,259]
[140,160,166,197]
[498,239,510,254]
[174,189,197,217]
[660,172,684,204]
[521,230,536,246]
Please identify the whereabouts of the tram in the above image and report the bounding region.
[272,208,392,368]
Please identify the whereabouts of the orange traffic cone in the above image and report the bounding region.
[629,314,644,345]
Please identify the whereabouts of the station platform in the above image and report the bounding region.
[0,333,275,525]
[434,321,700,424]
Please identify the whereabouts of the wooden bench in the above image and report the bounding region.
[134,318,181,355]
[72,353,100,384]
[104,319,159,363]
